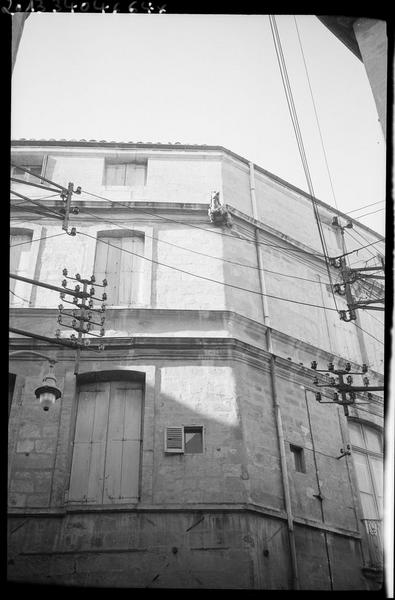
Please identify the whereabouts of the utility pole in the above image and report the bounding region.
[330,217,384,321]
[11,164,81,235]
[311,360,384,416]
[57,269,107,374]
[9,272,107,365]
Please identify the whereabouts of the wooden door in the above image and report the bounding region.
[69,380,142,504]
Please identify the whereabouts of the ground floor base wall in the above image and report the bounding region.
[8,510,376,589]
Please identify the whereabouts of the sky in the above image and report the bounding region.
[11,13,386,235]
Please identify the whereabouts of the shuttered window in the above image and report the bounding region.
[104,163,146,187]
[68,380,143,504]
[10,231,33,304]
[94,233,144,306]
[349,421,383,519]
[165,427,184,453]
[164,426,204,454]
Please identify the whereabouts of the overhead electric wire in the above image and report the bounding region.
[76,229,339,313]
[344,228,380,261]
[353,207,385,220]
[11,187,333,284]
[68,188,385,264]
[11,193,62,202]
[11,191,64,220]
[346,200,385,215]
[12,185,386,330]
[339,234,384,344]
[9,289,31,304]
[78,205,333,287]
[80,230,384,345]
[345,221,384,251]
[333,239,383,260]
[78,189,328,259]
[10,162,67,192]
[77,179,384,264]
[293,15,339,211]
[268,15,338,312]
[9,183,383,348]
[10,231,68,248]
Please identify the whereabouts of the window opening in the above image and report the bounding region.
[290,444,306,473]
[184,426,203,454]
[104,162,147,187]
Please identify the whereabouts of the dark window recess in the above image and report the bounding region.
[290,444,306,473]
[184,426,203,454]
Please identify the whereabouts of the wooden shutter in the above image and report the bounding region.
[95,234,144,306]
[125,163,146,187]
[118,235,144,305]
[69,380,142,505]
[94,236,121,305]
[165,427,184,453]
[106,164,126,186]
[43,156,56,181]
[68,383,110,503]
[103,382,142,503]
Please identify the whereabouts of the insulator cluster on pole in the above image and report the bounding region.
[56,268,107,352]
[330,255,384,322]
[311,360,383,416]
[10,164,81,236]
[59,182,81,236]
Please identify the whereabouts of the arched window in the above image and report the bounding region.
[94,231,145,306]
[349,420,383,520]
[68,371,144,505]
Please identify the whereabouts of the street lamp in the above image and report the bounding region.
[9,351,62,411]
[34,362,62,411]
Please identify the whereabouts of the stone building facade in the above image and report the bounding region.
[8,140,385,589]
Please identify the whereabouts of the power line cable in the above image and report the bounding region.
[346,221,384,251]
[11,193,62,202]
[77,189,385,260]
[78,205,333,287]
[293,15,339,211]
[353,207,385,220]
[269,15,338,312]
[9,216,383,345]
[340,234,385,342]
[344,228,380,261]
[334,239,383,260]
[9,289,31,304]
[79,189,328,258]
[11,191,64,220]
[77,229,340,313]
[77,228,385,346]
[10,231,68,248]
[11,188,333,284]
[9,178,384,344]
[346,201,385,215]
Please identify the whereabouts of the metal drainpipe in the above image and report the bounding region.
[248,162,299,589]
[304,388,334,590]
[249,162,270,337]
[270,355,300,590]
